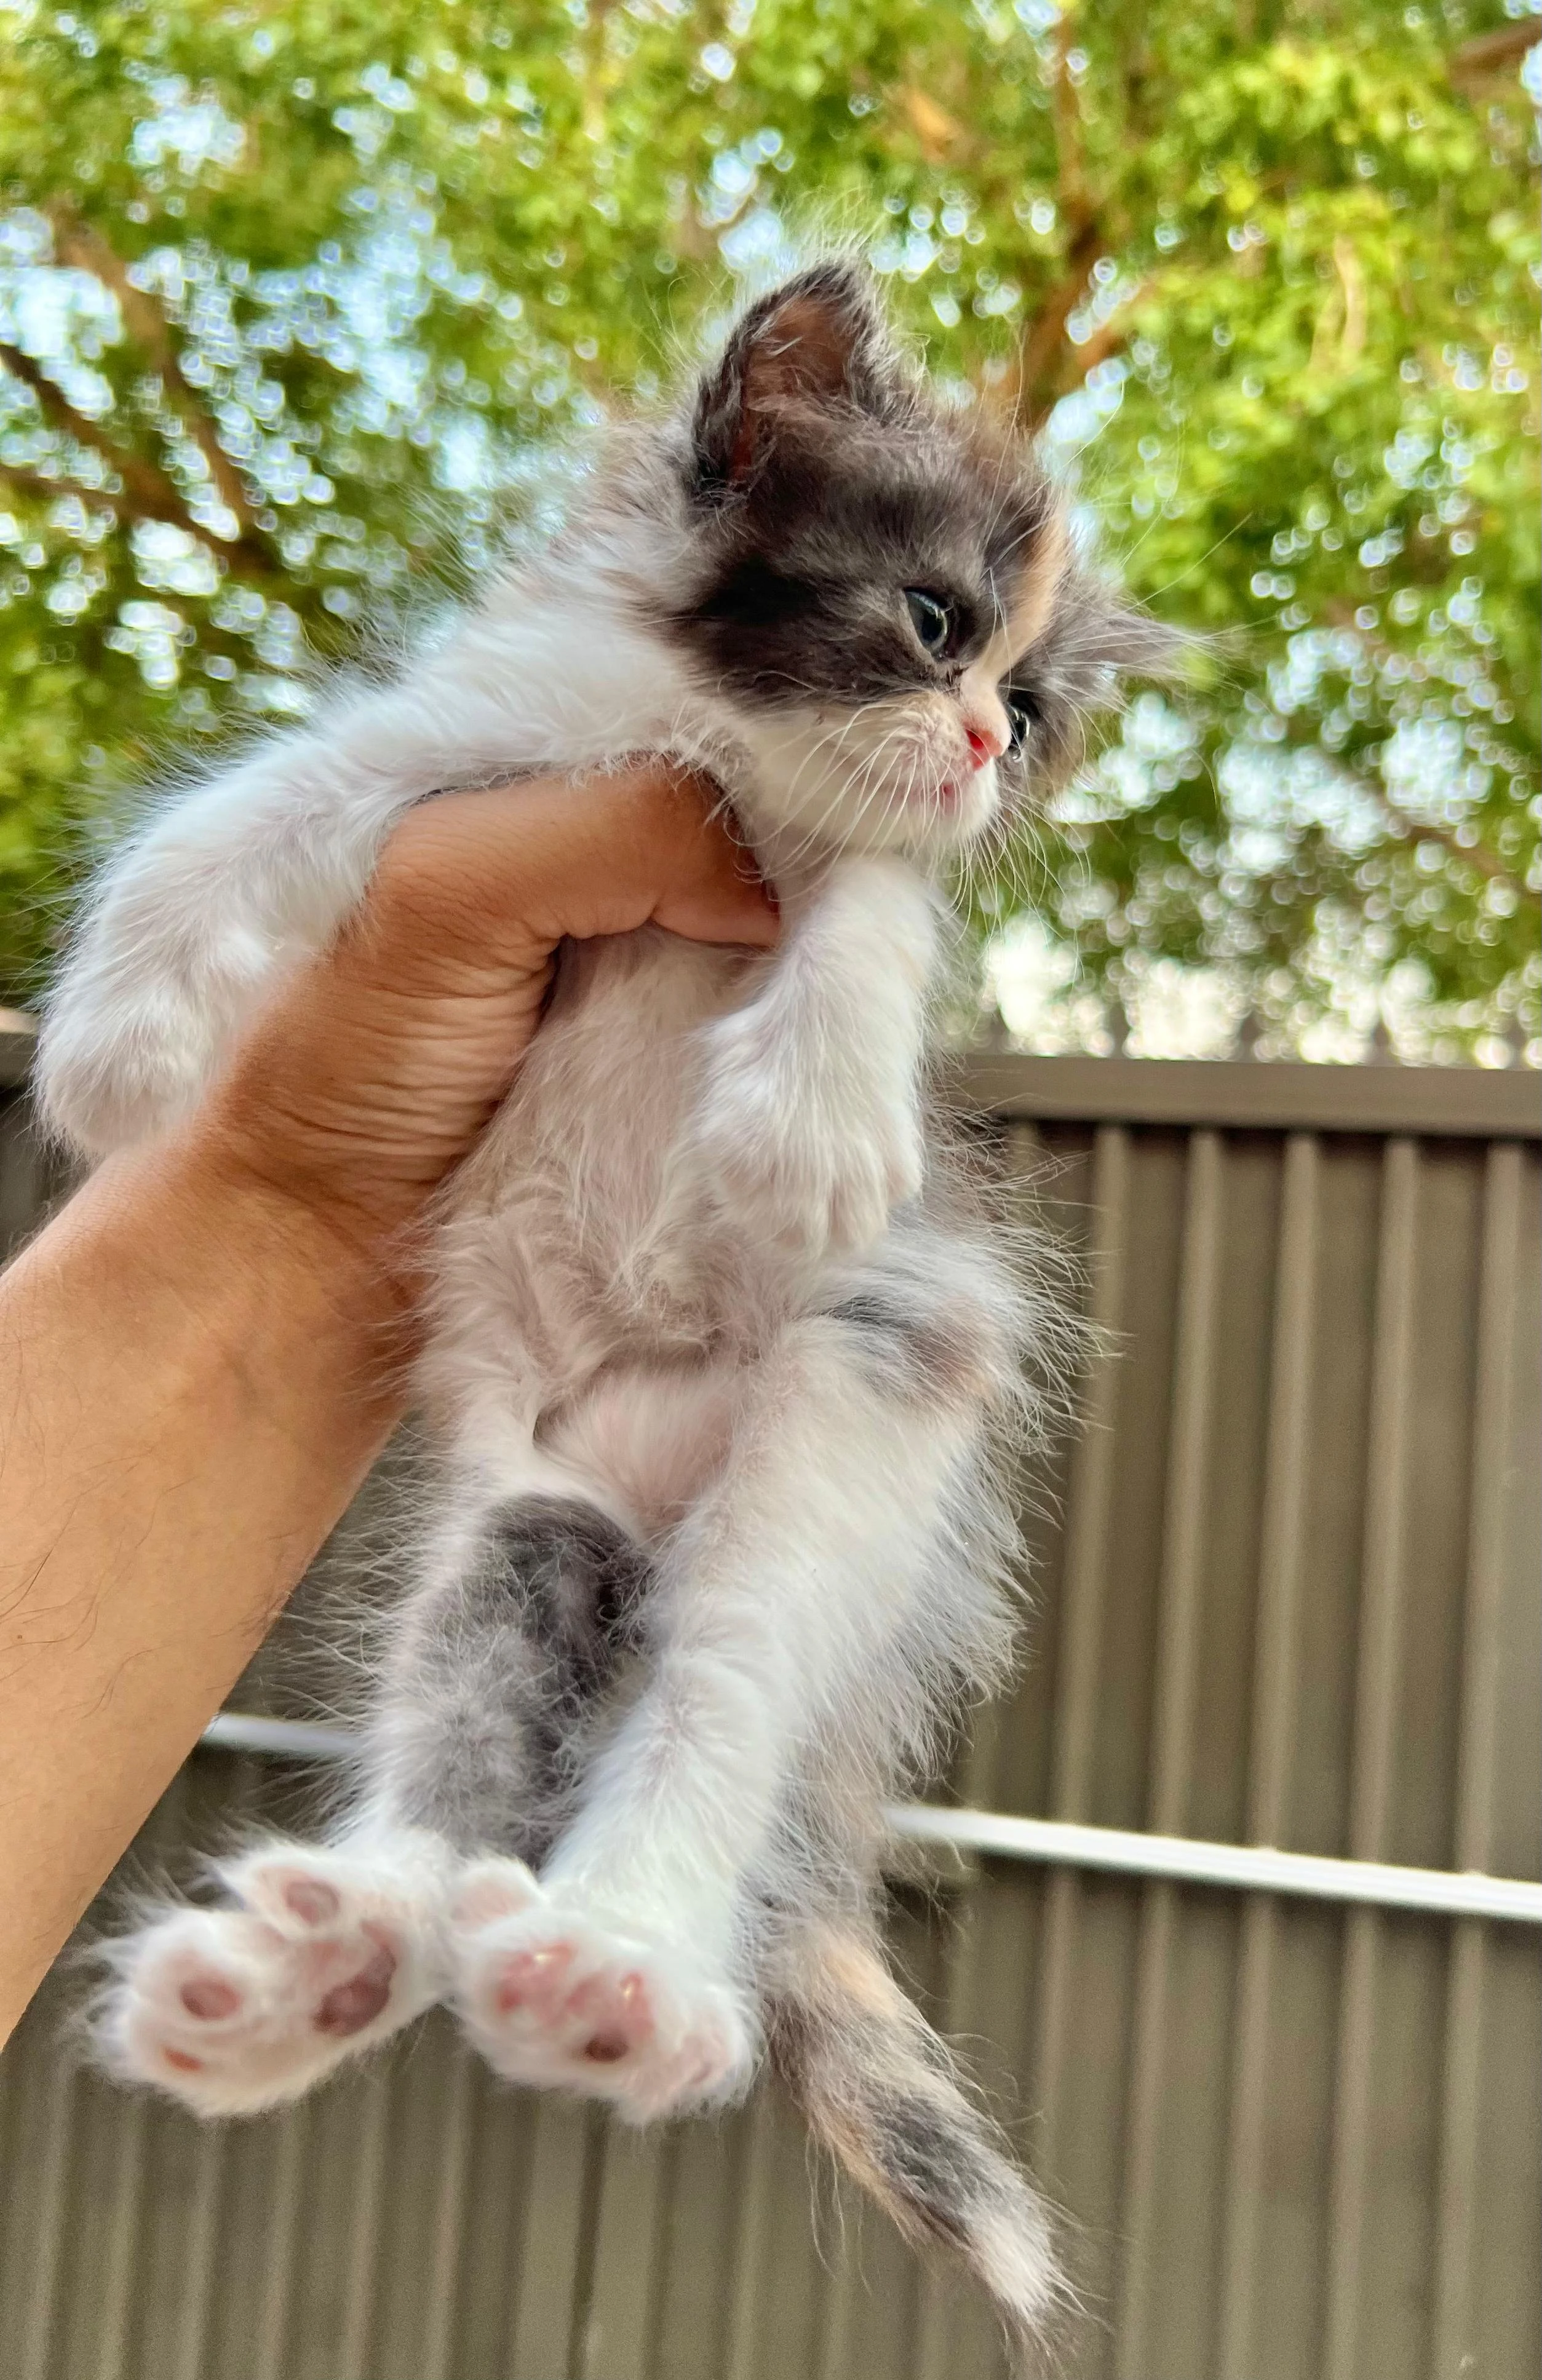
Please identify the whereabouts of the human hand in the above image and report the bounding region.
[193,761,777,1250]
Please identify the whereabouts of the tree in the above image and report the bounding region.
[1,0,1536,1058]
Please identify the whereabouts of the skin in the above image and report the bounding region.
[0,763,777,2045]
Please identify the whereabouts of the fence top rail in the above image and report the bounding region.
[3,1017,1537,1138]
[953,1050,1540,1139]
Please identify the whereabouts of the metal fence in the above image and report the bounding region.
[1,1031,1538,2380]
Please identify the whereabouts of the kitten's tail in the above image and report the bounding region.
[767,1919,1069,2370]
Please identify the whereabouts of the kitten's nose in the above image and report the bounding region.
[964,722,1006,768]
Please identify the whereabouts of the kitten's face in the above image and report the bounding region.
[662,265,1156,862]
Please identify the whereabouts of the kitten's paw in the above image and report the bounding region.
[38,990,222,1157]
[687,1010,922,1261]
[451,1866,756,2120]
[94,1841,451,2115]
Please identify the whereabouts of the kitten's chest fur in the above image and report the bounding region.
[431,925,771,1394]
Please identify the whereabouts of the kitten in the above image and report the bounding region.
[39,260,1170,2360]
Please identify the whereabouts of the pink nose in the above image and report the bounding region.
[965,723,1005,768]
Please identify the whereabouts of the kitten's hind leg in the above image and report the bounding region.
[93,1455,647,2117]
[445,1367,763,2114]
[366,1477,655,1866]
[387,1474,753,2114]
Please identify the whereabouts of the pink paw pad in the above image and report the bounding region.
[314,1932,397,2037]
[490,1950,654,2065]
[280,1878,341,1927]
[179,1974,242,2021]
[567,1968,653,2065]
[492,1943,574,2018]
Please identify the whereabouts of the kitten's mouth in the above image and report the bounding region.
[904,764,998,846]
[928,772,988,814]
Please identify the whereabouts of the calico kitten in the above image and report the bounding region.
[40,260,1170,2360]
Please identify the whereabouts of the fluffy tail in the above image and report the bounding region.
[767,1920,1068,2368]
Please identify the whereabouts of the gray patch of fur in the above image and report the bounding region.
[370,1494,653,1864]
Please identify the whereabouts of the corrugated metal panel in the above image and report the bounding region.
[2,1056,1538,2379]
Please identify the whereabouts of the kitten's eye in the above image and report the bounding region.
[1004,691,1039,752]
[904,589,953,656]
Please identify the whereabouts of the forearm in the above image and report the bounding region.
[0,1125,402,2037]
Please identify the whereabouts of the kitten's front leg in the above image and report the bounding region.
[38,649,588,1157]
[684,854,940,1259]
[39,689,450,1156]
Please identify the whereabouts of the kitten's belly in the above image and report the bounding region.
[432,927,763,1395]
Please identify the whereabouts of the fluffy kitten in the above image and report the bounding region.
[39,261,1169,2360]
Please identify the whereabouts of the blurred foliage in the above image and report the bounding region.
[0,0,1536,1057]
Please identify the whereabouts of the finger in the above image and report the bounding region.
[618,764,778,948]
[660,826,780,949]
[365,765,777,969]
[451,764,777,950]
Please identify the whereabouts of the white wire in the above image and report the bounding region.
[200,1715,1542,1925]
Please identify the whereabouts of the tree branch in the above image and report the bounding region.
[993,16,1107,430]
[0,458,107,515]
[901,85,963,164]
[0,341,196,525]
[1051,10,1089,227]
[1448,23,1539,88]
[994,217,1102,430]
[1370,782,1536,904]
[1059,279,1146,384]
[0,343,276,577]
[46,205,267,543]
[0,458,183,538]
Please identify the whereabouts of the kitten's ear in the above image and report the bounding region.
[689,261,904,499]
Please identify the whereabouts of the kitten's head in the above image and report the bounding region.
[661,261,1175,861]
